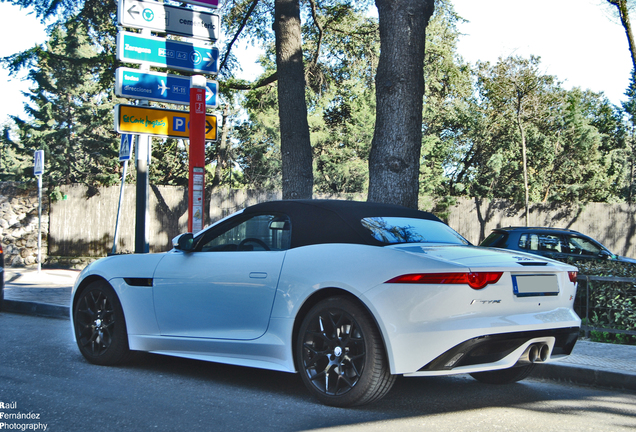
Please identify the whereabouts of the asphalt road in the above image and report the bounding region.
[1,313,635,432]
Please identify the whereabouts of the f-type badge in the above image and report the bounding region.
[471,299,502,305]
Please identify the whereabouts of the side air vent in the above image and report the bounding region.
[124,277,153,287]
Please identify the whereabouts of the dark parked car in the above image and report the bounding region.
[480,227,636,264]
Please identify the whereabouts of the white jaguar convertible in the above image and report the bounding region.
[71,200,580,406]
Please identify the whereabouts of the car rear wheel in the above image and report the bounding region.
[73,280,131,365]
[469,364,536,384]
[297,296,395,407]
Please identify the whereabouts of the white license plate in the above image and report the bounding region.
[512,274,559,297]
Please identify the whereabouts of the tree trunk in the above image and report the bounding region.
[518,117,530,227]
[608,0,636,71]
[367,0,435,209]
[274,0,313,199]
[211,104,230,190]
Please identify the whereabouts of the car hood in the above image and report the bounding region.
[390,244,576,271]
[617,255,636,264]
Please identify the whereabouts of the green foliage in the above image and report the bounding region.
[438,54,630,205]
[568,258,636,345]
[2,19,121,189]
[420,0,473,197]
[1,0,635,207]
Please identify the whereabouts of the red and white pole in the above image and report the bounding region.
[188,75,207,233]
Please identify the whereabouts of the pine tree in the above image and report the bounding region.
[2,20,120,191]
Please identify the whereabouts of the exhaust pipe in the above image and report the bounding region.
[539,343,550,362]
[518,343,550,364]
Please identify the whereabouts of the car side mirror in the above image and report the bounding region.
[173,233,195,252]
[598,250,612,260]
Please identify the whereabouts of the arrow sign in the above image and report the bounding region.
[114,104,217,141]
[34,150,44,176]
[117,31,219,75]
[205,119,214,135]
[115,68,218,107]
[119,134,133,161]
[118,0,220,42]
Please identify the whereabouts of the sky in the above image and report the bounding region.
[0,0,633,126]
[452,0,633,103]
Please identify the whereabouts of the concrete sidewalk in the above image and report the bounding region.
[2,267,636,393]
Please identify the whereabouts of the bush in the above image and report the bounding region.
[566,258,636,345]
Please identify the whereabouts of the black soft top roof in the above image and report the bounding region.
[242,199,443,248]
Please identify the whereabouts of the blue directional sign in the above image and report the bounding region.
[115,68,218,107]
[117,31,219,74]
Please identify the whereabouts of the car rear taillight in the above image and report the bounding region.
[386,272,504,290]
[568,271,577,283]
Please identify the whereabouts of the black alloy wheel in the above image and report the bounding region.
[297,296,395,407]
[73,280,131,365]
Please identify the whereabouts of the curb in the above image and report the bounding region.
[3,299,69,320]
[532,362,636,392]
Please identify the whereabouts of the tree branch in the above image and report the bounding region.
[307,0,324,65]
[221,71,278,90]
[219,0,260,74]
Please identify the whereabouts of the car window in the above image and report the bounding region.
[199,214,291,252]
[519,233,567,253]
[519,234,540,251]
[566,236,601,256]
[360,217,469,245]
[481,232,506,247]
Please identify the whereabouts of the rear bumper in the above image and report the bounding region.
[417,327,579,372]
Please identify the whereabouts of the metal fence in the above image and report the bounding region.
[575,275,636,338]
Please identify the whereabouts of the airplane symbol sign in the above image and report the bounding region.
[115,68,218,107]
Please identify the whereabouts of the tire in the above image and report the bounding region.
[296,296,396,407]
[73,280,132,366]
[470,364,536,384]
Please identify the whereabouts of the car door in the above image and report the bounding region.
[564,234,606,261]
[153,213,291,340]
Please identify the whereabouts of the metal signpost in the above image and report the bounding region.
[115,67,218,107]
[33,150,44,272]
[117,31,219,74]
[114,104,217,140]
[112,134,133,254]
[115,0,220,251]
[189,76,207,233]
[118,0,219,41]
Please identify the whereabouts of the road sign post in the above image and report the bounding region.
[33,150,44,272]
[189,76,207,234]
[112,134,134,255]
[135,124,151,254]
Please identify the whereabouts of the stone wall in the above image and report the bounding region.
[0,182,48,267]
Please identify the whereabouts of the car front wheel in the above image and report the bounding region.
[296,296,395,407]
[73,280,131,365]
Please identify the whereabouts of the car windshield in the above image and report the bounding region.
[361,217,469,245]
